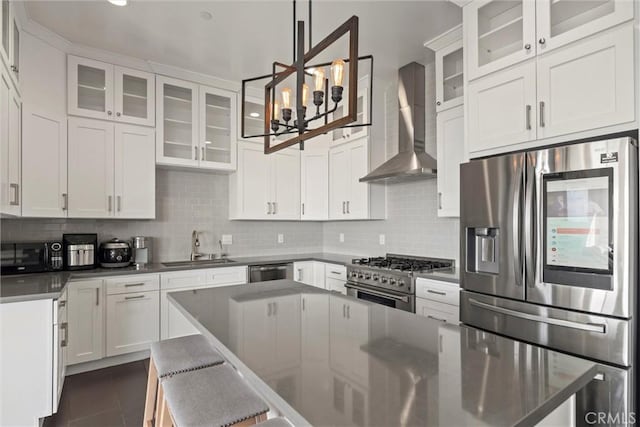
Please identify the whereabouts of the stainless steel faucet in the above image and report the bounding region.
[190,230,203,261]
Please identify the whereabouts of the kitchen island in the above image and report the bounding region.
[168,280,597,426]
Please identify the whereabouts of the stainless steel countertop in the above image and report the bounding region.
[0,253,358,303]
[168,280,596,427]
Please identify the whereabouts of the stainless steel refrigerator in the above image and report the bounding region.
[460,136,637,426]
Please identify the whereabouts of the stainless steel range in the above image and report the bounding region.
[346,254,454,313]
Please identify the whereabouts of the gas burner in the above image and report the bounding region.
[351,255,453,273]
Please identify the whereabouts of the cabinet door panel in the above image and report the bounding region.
[199,86,236,171]
[0,68,9,214]
[67,118,114,218]
[114,66,155,127]
[21,109,67,217]
[236,142,270,219]
[467,60,536,154]
[301,149,328,220]
[347,139,369,219]
[415,298,459,324]
[436,40,464,112]
[536,24,635,140]
[6,84,19,216]
[68,56,114,121]
[67,280,104,365]
[329,146,348,219]
[114,124,155,218]
[106,291,159,356]
[0,0,9,65]
[272,149,300,220]
[160,288,199,340]
[436,105,464,217]
[536,0,633,54]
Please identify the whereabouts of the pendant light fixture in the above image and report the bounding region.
[241,0,373,154]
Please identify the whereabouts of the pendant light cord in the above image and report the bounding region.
[292,0,313,60]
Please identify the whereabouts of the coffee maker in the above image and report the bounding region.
[131,236,152,267]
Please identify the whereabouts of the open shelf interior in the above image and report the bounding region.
[77,64,106,112]
[550,0,614,37]
[442,47,464,102]
[477,0,523,66]
[163,83,193,159]
[203,92,231,161]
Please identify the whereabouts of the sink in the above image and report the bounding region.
[162,258,236,267]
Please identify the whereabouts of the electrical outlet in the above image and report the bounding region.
[221,234,233,245]
[379,234,386,245]
[277,233,284,244]
[339,233,345,243]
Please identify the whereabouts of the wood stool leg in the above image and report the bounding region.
[143,358,159,427]
[157,384,174,427]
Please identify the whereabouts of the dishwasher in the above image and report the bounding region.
[249,263,294,282]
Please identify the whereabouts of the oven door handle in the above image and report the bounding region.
[469,298,606,333]
[345,283,411,303]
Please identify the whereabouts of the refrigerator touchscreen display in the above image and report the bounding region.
[544,170,612,273]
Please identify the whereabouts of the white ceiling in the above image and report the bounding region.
[25,0,461,82]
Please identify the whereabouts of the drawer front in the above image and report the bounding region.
[416,298,459,324]
[203,266,248,286]
[105,274,160,295]
[416,278,459,306]
[161,270,207,290]
[325,263,347,281]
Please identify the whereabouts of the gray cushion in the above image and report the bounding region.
[151,335,225,378]
[162,364,269,427]
[256,418,292,427]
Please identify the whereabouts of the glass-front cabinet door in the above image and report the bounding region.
[0,0,9,66]
[465,0,536,80]
[199,86,236,171]
[155,76,199,167]
[535,0,633,54]
[68,55,114,121]
[114,66,155,127]
[436,41,464,112]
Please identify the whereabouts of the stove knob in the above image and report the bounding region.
[372,274,379,281]
[380,276,388,284]
[389,278,397,286]
[358,273,365,279]
[350,271,358,278]
[398,280,405,287]
[364,273,371,280]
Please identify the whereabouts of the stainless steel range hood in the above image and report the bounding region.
[360,62,437,183]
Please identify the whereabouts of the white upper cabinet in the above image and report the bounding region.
[329,138,370,220]
[535,23,635,140]
[68,55,154,126]
[467,60,537,152]
[230,141,300,220]
[199,85,237,171]
[465,0,537,80]
[0,0,9,66]
[157,76,236,172]
[0,0,20,89]
[21,109,67,218]
[426,25,464,112]
[0,67,20,217]
[301,147,329,221]
[535,0,633,54]
[436,105,465,217]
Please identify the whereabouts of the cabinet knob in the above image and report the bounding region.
[107,110,113,116]
[436,101,441,106]
[524,43,531,51]
[116,112,121,117]
[538,38,546,45]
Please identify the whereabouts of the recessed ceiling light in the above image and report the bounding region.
[108,0,128,6]
[250,112,260,118]
[200,11,213,20]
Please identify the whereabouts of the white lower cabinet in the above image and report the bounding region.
[415,278,460,325]
[106,291,159,357]
[436,105,464,217]
[293,261,315,286]
[329,296,369,387]
[67,279,104,365]
[325,264,347,295]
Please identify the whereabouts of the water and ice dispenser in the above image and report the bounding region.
[466,227,499,274]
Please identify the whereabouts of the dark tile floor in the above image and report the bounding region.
[44,359,150,427]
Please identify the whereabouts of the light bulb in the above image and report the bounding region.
[108,0,128,6]
[314,68,325,91]
[281,88,292,109]
[302,84,310,106]
[331,59,345,87]
[272,101,280,120]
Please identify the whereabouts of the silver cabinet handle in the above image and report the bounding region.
[267,302,271,316]
[525,105,532,130]
[342,201,346,214]
[267,202,272,215]
[194,146,199,160]
[539,38,546,45]
[108,195,112,212]
[524,43,531,51]
[96,288,100,306]
[273,202,277,214]
[62,193,68,211]
[9,183,19,205]
[427,289,446,296]
[539,101,545,128]
[117,195,121,212]
[124,283,145,287]
[346,201,350,214]
[61,322,68,347]
[330,271,342,275]
[427,315,446,323]
[468,298,607,333]
[273,302,277,315]
[346,305,350,319]
[116,112,121,117]
[343,304,346,318]
[107,110,112,116]
[438,192,442,210]
[125,295,145,300]
[59,300,66,307]
[201,147,205,161]
[297,268,303,281]
[301,203,305,215]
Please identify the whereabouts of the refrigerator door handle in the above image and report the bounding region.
[524,154,538,288]
[512,163,525,287]
[469,298,607,333]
